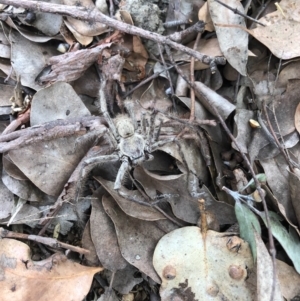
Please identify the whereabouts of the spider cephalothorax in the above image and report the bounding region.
[114,114,147,165]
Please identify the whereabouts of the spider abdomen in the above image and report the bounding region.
[119,134,145,162]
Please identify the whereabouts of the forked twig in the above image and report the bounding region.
[0,0,226,70]
[0,227,90,255]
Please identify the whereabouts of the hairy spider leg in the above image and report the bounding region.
[124,99,138,130]
[114,159,130,190]
[99,79,119,141]
[75,154,119,202]
[139,112,146,136]
[146,110,157,144]
[153,118,163,142]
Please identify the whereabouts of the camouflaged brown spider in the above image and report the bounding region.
[77,80,177,205]
[77,79,207,211]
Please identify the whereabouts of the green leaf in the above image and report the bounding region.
[260,211,300,273]
[235,199,261,262]
[240,173,267,192]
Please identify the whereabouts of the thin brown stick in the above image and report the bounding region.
[0,0,226,68]
[157,43,175,104]
[214,0,265,27]
[189,33,201,121]
[0,227,90,255]
[0,116,105,153]
[261,103,294,171]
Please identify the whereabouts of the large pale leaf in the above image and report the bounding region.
[235,199,261,262]
[208,0,248,75]
[250,0,300,59]
[0,238,102,301]
[153,227,255,300]
[260,211,300,273]
[9,30,58,90]
[254,231,283,301]
[90,190,128,271]
[102,195,164,283]
[30,82,91,125]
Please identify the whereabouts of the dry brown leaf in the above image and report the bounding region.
[277,260,300,300]
[5,17,55,43]
[288,170,300,227]
[278,60,300,88]
[208,0,248,76]
[90,189,128,271]
[30,82,91,125]
[0,175,14,219]
[38,43,112,85]
[249,79,300,161]
[254,231,283,300]
[295,102,300,135]
[102,194,164,283]
[233,109,255,154]
[119,10,148,81]
[81,220,100,266]
[194,81,236,119]
[10,30,58,90]
[95,177,166,221]
[18,0,63,36]
[260,154,297,225]
[0,238,102,301]
[7,135,94,197]
[134,166,236,225]
[173,38,222,70]
[103,265,143,295]
[63,0,108,38]
[64,20,93,46]
[71,65,101,98]
[0,84,14,106]
[250,0,300,59]
[198,1,214,31]
[153,227,255,300]
[2,168,56,204]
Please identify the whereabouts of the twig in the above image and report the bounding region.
[0,0,226,69]
[189,32,201,121]
[123,63,184,98]
[157,43,175,108]
[214,0,265,27]
[0,116,105,153]
[0,227,90,255]
[167,21,205,42]
[249,0,272,29]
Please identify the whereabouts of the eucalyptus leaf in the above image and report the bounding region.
[261,211,300,273]
[235,199,261,262]
[240,173,267,192]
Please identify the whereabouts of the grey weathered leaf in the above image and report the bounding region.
[235,199,261,262]
[208,0,248,75]
[254,231,283,301]
[260,211,300,273]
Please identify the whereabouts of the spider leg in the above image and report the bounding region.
[84,154,119,166]
[141,112,147,136]
[75,154,119,202]
[150,137,175,152]
[114,158,130,190]
[99,79,119,141]
[124,99,138,130]
[153,118,163,142]
[147,110,157,144]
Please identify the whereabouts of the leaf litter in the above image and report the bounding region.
[0,0,300,300]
